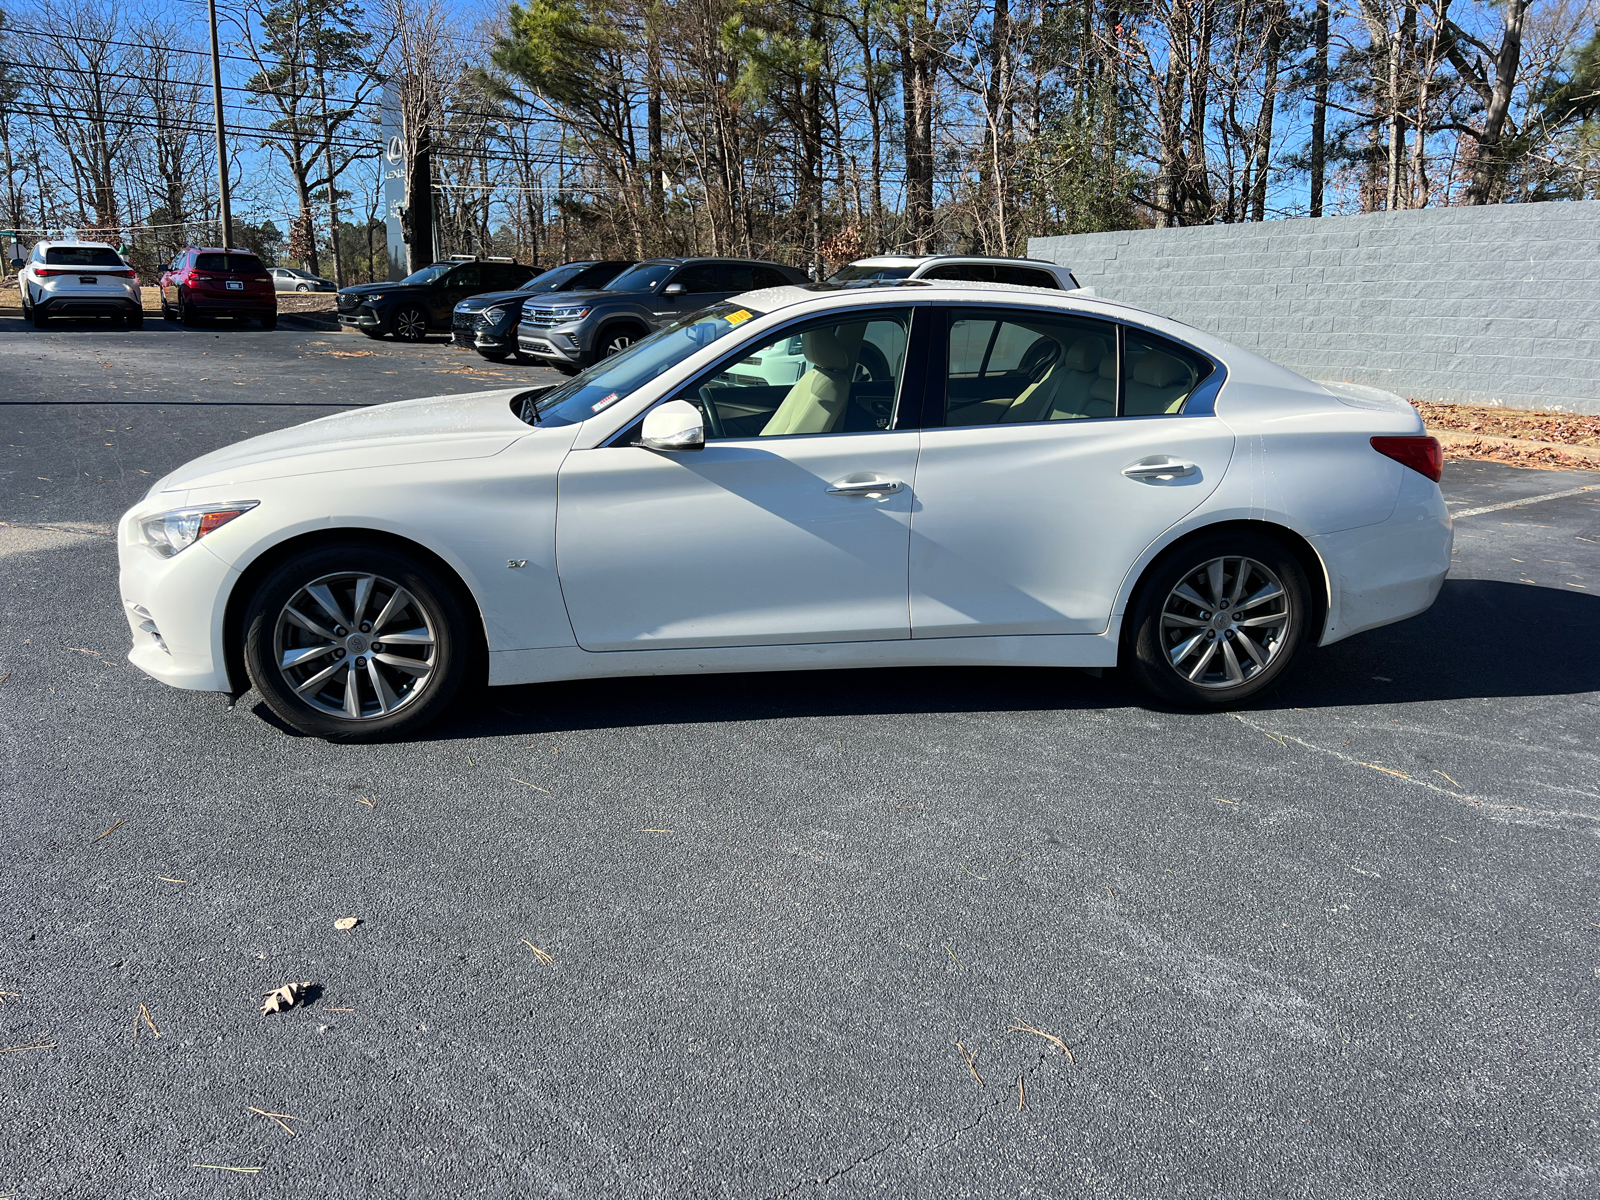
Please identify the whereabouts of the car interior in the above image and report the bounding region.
[694,316,909,438]
[945,315,1209,425]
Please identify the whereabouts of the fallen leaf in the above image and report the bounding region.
[333,917,359,931]
[260,981,311,1014]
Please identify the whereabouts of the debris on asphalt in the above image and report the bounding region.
[158,877,188,884]
[0,671,10,687]
[636,828,673,833]
[955,1042,985,1087]
[512,778,549,792]
[0,1038,56,1053]
[248,1107,302,1135]
[1433,770,1464,789]
[944,944,964,970]
[133,1004,161,1041]
[1009,1021,1075,1064]
[354,795,376,808]
[261,982,311,1014]
[521,940,554,966]
[90,818,126,842]
[334,918,360,931]
[1017,1076,1027,1111]
[194,1164,263,1174]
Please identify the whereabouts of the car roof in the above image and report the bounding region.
[184,247,260,255]
[39,239,118,249]
[848,254,1064,268]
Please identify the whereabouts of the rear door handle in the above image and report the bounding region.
[827,474,904,496]
[1122,456,1198,482]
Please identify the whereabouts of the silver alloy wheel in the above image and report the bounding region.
[394,308,428,340]
[272,571,437,719]
[296,283,310,292]
[603,333,633,356]
[1159,556,1291,690]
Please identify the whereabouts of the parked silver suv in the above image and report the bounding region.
[828,255,1080,291]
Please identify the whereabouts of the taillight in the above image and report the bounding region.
[33,267,60,277]
[1371,435,1442,483]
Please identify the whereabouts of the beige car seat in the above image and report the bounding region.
[761,329,853,436]
[997,337,1065,423]
[1124,350,1194,415]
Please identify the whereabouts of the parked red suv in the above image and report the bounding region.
[159,248,277,328]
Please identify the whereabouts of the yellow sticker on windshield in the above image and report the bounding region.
[725,309,753,325]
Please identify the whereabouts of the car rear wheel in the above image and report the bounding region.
[1126,530,1310,708]
[260,312,277,330]
[127,310,143,329]
[392,307,428,342]
[31,303,48,328]
[295,283,310,292]
[179,294,200,327]
[243,543,478,741]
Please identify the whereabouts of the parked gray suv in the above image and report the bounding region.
[516,257,807,372]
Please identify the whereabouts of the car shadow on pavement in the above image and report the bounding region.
[378,579,1597,741]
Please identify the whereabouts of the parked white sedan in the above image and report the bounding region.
[117,282,1451,739]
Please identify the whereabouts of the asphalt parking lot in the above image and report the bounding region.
[2,318,1598,1198]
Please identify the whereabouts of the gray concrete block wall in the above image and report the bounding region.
[1029,202,1600,413]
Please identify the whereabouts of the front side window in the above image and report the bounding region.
[400,262,454,286]
[522,263,587,293]
[447,264,480,289]
[827,263,915,284]
[680,308,912,440]
[671,263,721,293]
[943,310,1119,425]
[517,302,764,428]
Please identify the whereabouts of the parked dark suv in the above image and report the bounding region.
[515,257,807,372]
[451,259,634,362]
[338,256,538,341]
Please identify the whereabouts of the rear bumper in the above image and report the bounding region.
[39,295,141,316]
[1314,469,1453,646]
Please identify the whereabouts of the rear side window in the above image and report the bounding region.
[489,264,530,288]
[195,253,264,273]
[46,246,124,267]
[448,264,481,288]
[991,266,1059,289]
[922,264,996,283]
[752,265,791,288]
[672,264,721,293]
[714,263,757,291]
[571,261,625,289]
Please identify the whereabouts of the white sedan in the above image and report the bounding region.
[117,282,1452,740]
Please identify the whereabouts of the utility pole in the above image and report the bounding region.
[207,0,234,249]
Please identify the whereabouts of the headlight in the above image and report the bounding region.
[482,307,506,323]
[364,293,385,303]
[140,501,258,557]
[546,306,589,321]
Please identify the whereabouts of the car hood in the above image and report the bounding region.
[150,388,536,494]
[456,289,536,310]
[525,287,640,309]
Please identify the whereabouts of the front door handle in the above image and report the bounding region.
[827,474,904,497]
[1122,456,1198,482]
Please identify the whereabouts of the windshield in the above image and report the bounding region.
[518,264,587,293]
[46,246,125,267]
[196,252,265,273]
[400,262,454,286]
[827,264,916,283]
[517,303,763,428]
[603,262,674,293]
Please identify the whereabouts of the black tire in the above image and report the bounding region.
[179,294,200,327]
[392,306,429,342]
[476,348,510,362]
[1126,529,1310,708]
[360,328,385,340]
[243,542,480,741]
[598,324,644,358]
[127,310,144,329]
[260,312,278,330]
[159,293,173,320]
[31,303,48,328]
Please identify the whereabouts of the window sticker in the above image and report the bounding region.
[591,392,621,413]
[725,309,753,326]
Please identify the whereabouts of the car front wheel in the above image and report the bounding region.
[601,326,642,358]
[392,307,429,342]
[1126,530,1310,707]
[243,543,478,741]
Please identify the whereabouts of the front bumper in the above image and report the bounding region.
[339,305,383,328]
[452,314,515,351]
[117,513,239,692]
[516,326,584,365]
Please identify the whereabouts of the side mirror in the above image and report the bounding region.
[639,399,704,452]
[662,282,685,296]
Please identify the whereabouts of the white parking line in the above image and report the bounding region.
[1450,485,1595,520]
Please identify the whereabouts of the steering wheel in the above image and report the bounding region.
[696,386,726,440]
